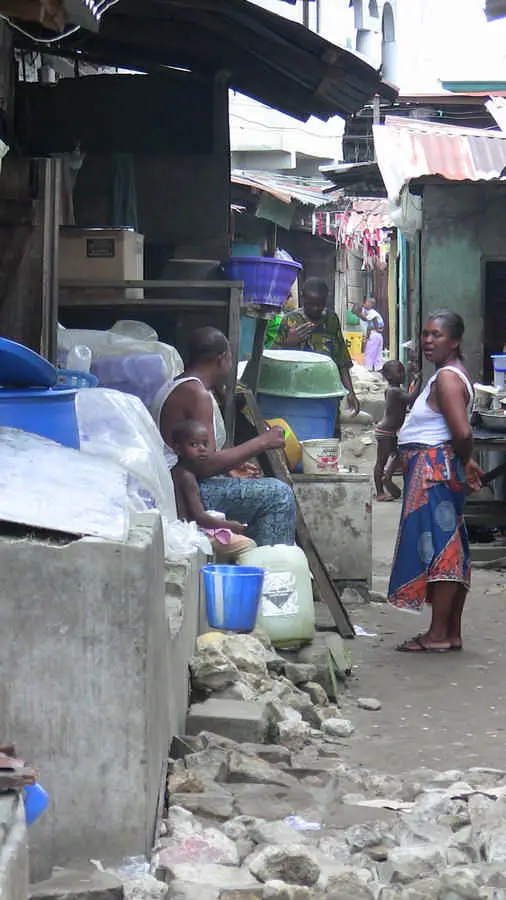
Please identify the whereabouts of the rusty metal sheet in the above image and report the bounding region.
[373,116,506,201]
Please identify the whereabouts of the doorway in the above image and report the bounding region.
[484,261,506,383]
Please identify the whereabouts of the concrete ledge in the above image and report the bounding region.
[0,512,204,881]
[0,793,29,900]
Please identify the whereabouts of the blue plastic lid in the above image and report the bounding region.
[0,338,57,388]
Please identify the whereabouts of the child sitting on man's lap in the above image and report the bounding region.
[171,420,255,558]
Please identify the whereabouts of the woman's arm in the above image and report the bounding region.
[434,370,473,462]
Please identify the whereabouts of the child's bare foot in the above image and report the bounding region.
[376,492,394,502]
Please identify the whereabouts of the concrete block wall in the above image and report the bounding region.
[0,793,29,900]
[422,181,506,383]
[0,512,203,881]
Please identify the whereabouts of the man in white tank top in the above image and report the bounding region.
[151,327,296,547]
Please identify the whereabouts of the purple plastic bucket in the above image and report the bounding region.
[222,257,302,306]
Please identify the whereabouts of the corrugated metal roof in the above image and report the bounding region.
[19,0,395,121]
[231,170,333,206]
[373,116,506,201]
[321,160,386,197]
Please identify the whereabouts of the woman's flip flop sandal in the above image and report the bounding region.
[396,635,452,653]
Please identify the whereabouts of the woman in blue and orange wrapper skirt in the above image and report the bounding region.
[389,309,483,654]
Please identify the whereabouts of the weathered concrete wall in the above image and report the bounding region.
[293,474,372,587]
[0,793,29,900]
[422,182,506,382]
[0,512,202,881]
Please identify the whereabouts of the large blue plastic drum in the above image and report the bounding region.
[0,388,79,448]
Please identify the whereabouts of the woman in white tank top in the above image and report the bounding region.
[389,309,483,653]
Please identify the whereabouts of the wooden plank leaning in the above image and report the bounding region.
[236,387,355,639]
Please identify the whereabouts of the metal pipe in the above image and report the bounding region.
[40,158,61,363]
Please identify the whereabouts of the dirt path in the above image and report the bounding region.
[340,499,506,775]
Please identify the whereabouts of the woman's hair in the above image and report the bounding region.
[427,308,465,359]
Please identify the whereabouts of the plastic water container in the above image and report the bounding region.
[0,388,79,448]
[492,354,506,389]
[67,344,92,373]
[202,564,265,632]
[221,257,302,307]
[237,545,315,647]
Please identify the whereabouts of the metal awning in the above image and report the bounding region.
[373,115,506,201]
[16,0,396,122]
[321,161,386,197]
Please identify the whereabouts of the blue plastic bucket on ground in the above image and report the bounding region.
[202,564,265,632]
[0,388,79,448]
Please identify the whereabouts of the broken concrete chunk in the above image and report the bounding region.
[170,790,235,822]
[221,751,297,788]
[239,744,292,766]
[357,698,382,712]
[283,663,317,686]
[187,699,269,744]
[219,891,264,900]
[247,845,320,886]
[389,845,446,884]
[325,871,375,900]
[300,682,328,707]
[157,825,239,868]
[29,868,124,900]
[322,718,355,738]
[262,882,312,900]
[190,644,240,692]
[184,748,229,784]
[221,635,270,677]
[158,863,258,890]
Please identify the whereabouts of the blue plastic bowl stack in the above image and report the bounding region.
[0,337,80,448]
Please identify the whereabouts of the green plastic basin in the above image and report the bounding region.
[258,349,346,399]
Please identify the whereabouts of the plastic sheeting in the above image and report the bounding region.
[76,388,178,535]
[58,325,183,410]
[0,427,128,541]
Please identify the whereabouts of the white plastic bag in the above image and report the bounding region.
[163,520,212,559]
[76,388,177,530]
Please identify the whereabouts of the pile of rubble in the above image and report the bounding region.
[31,630,506,900]
[149,632,506,900]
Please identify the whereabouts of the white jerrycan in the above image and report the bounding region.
[238,544,315,647]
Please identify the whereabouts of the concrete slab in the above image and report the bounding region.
[186,699,269,744]
[29,868,123,900]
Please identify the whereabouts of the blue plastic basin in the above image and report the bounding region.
[202,564,265,632]
[257,393,339,443]
[0,388,79,448]
[222,257,302,307]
